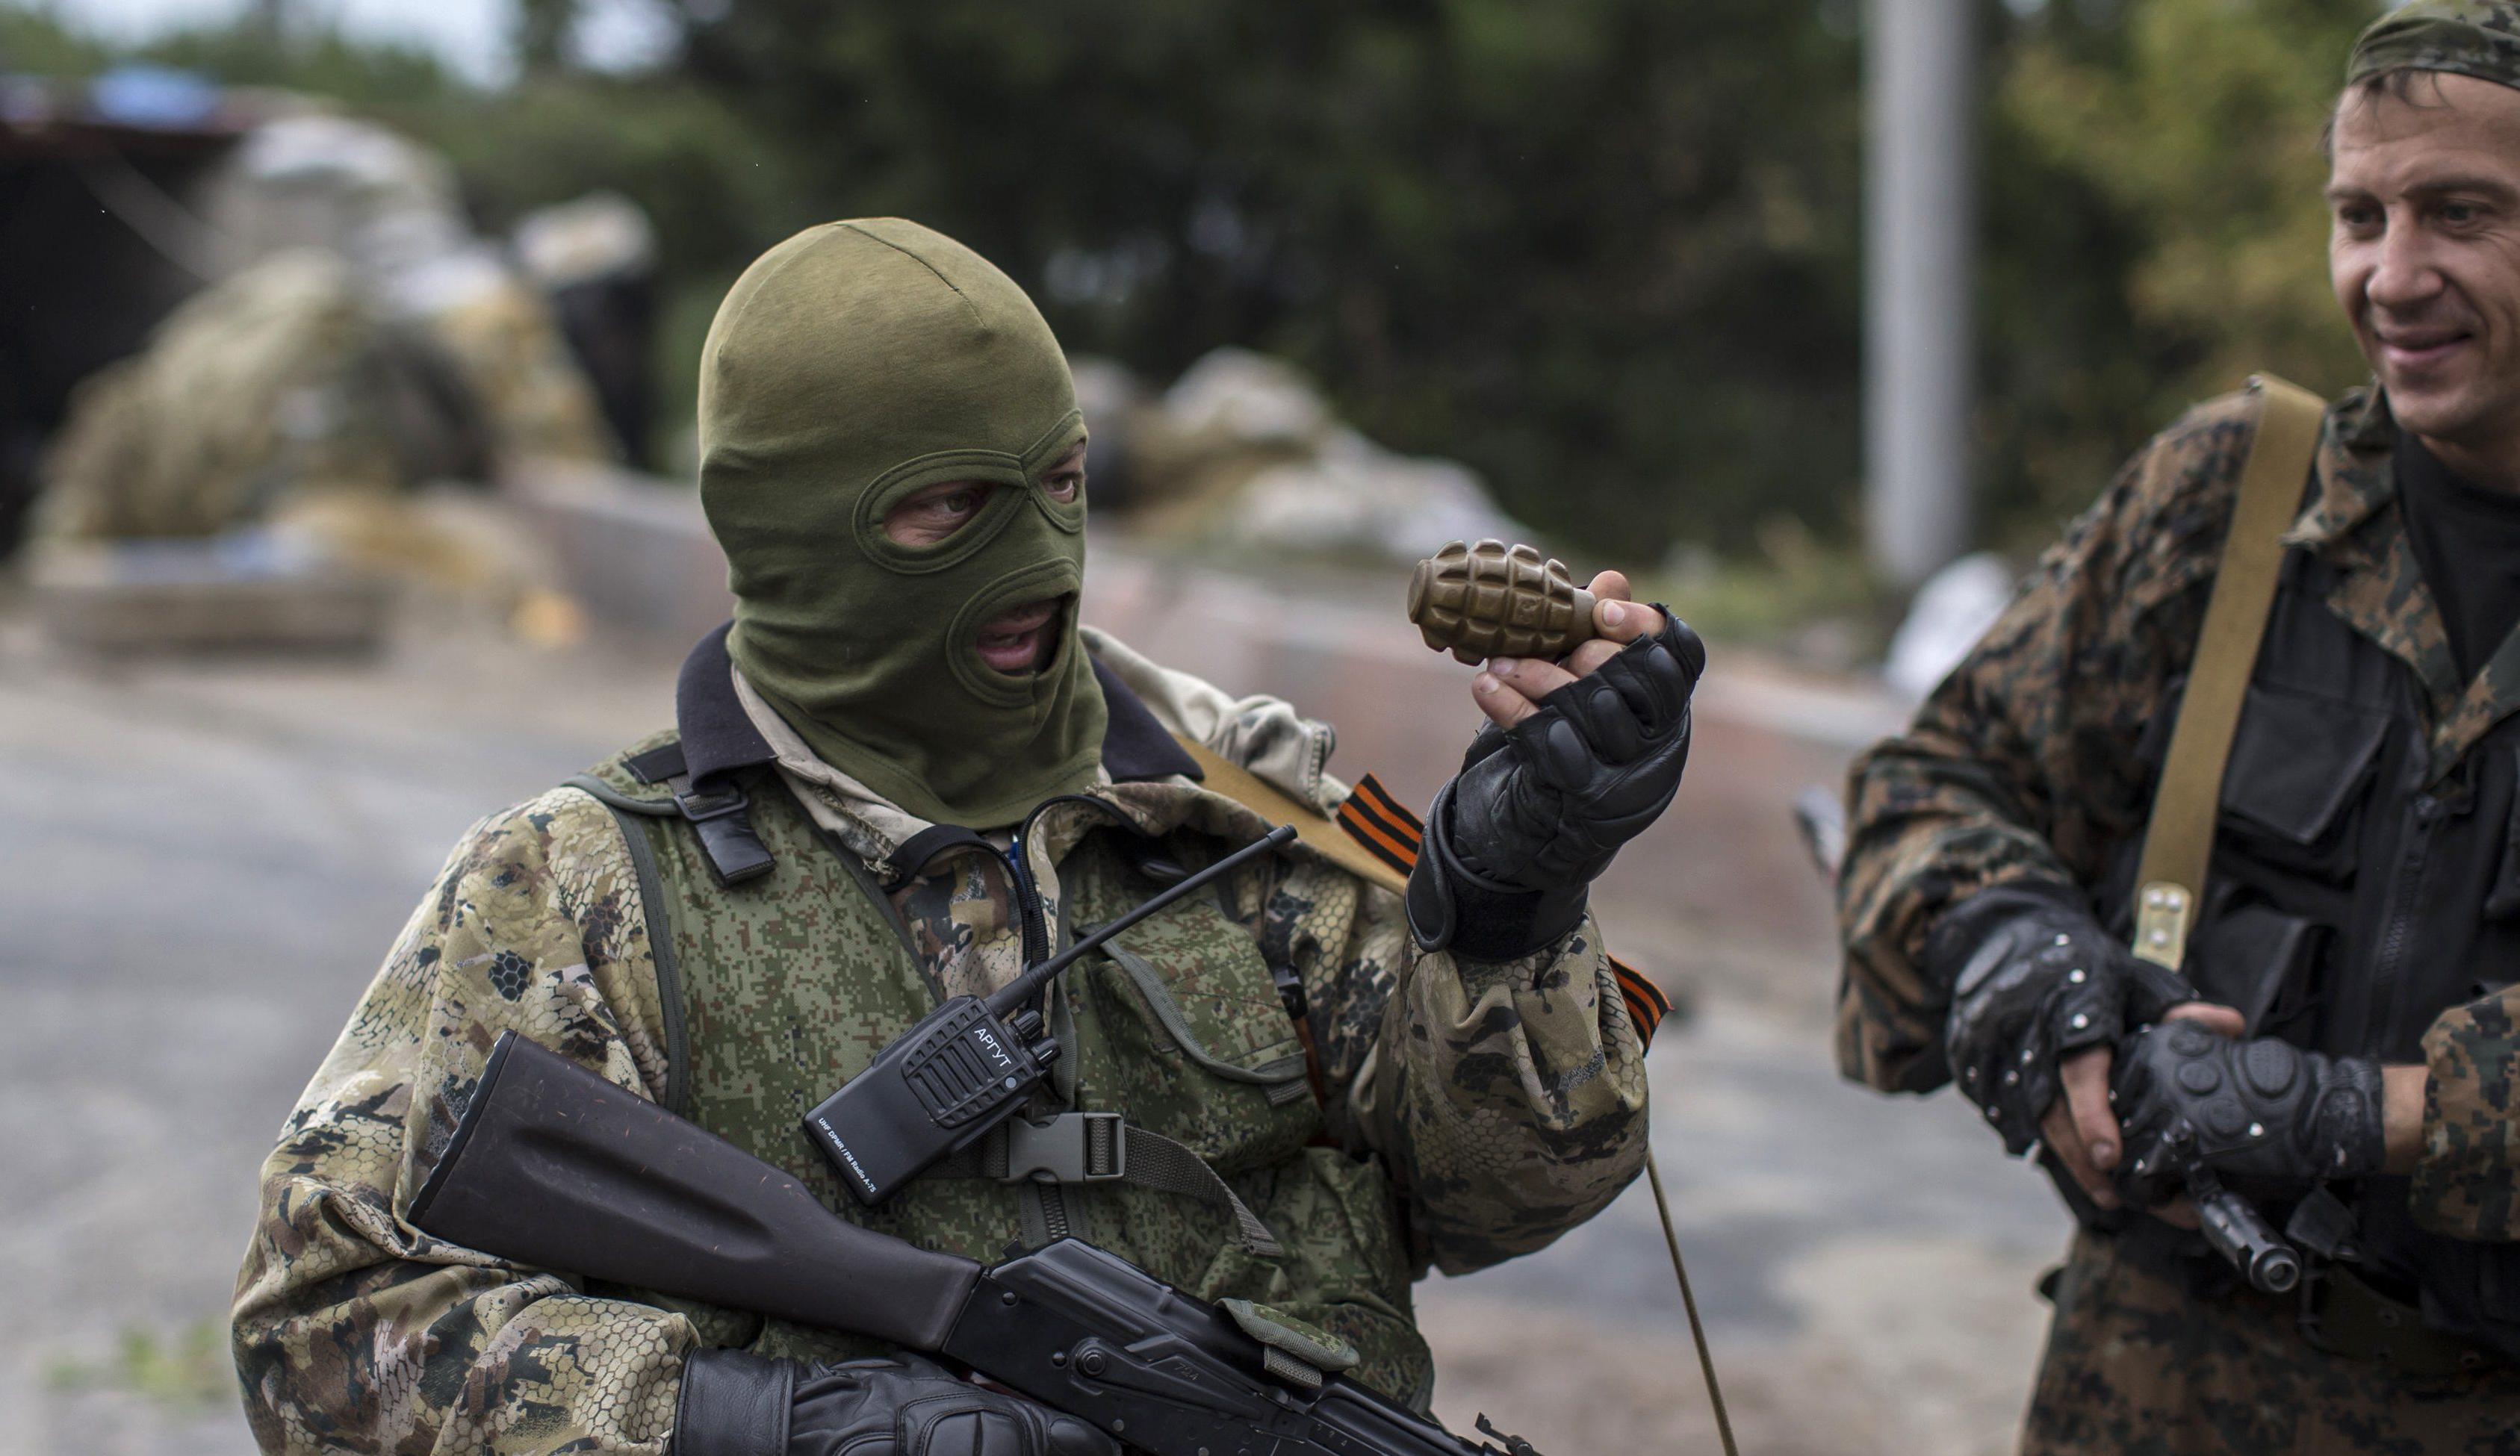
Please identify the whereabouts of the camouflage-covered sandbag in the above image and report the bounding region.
[202,113,619,470]
[35,250,488,541]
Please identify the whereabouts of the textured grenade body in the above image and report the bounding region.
[1407,539,1598,663]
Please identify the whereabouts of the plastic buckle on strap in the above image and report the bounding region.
[671,780,776,886]
[674,784,750,824]
[2132,880,2192,970]
[1002,1113,1127,1183]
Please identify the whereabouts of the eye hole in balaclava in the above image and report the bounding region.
[698,219,1108,828]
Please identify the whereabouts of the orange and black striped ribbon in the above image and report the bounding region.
[1335,773,1673,1048]
[1335,774,1423,877]
[1612,959,1673,1045]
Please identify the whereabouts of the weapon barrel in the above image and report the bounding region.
[409,1031,984,1351]
[2191,1175,2301,1294]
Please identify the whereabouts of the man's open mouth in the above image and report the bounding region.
[975,596,1067,674]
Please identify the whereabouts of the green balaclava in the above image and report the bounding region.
[698,219,1106,828]
[2348,1,2520,91]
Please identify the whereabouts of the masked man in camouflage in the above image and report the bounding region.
[231,219,1701,1455]
[1839,4,2520,1449]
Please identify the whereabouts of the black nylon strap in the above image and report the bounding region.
[668,772,776,887]
[883,824,1002,890]
[626,742,689,786]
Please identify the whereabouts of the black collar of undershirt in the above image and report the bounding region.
[673,623,1202,794]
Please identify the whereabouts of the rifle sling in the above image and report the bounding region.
[2131,374,2326,971]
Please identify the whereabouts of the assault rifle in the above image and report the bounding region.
[409,1031,1551,1456]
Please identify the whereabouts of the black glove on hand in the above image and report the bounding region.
[2111,1021,2386,1207]
[675,1348,1117,1456]
[1932,886,2197,1156]
[1406,610,1704,961]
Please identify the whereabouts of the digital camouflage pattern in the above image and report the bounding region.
[1838,385,2520,1445]
[233,647,1650,1455]
[2023,1231,2520,1455]
[2350,1,2520,93]
[2419,990,2520,1242]
[1840,388,2520,1236]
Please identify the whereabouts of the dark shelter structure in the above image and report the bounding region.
[0,71,248,555]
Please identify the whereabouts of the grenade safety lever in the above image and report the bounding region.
[804,824,1297,1207]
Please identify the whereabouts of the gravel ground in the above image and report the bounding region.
[0,607,2068,1456]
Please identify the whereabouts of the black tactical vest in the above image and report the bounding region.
[2097,541,2520,1357]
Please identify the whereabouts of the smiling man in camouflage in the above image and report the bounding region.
[1839,4,2520,1450]
[229,219,1701,1455]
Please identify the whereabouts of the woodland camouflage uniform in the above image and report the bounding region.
[1840,386,2520,1450]
[231,626,1653,1454]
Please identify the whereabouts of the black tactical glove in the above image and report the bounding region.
[1406,610,1704,961]
[675,1348,1117,1456]
[1931,886,2198,1155]
[2110,1021,2387,1207]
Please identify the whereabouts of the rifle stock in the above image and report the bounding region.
[409,1030,983,1351]
[410,1032,1542,1456]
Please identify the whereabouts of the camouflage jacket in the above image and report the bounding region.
[1840,385,2520,1248]
[232,632,1651,1454]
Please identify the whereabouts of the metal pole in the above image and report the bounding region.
[1865,0,1978,587]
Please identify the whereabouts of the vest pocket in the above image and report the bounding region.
[1082,895,1320,1175]
[2212,682,2392,885]
[2187,893,2325,1039]
[1200,1149,1433,1408]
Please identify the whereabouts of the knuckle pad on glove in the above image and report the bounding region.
[1538,716,1592,786]
[1632,644,1692,730]
[1587,687,1647,759]
[2240,1039,2297,1097]
[905,1404,1028,1456]
[1592,646,1669,734]
[2107,1026,2380,1201]
[1657,612,1709,680]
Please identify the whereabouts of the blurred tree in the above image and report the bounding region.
[405,74,819,459]
[516,0,578,76]
[1,0,2405,575]
[671,0,1866,560]
[1979,0,2375,541]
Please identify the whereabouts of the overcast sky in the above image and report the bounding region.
[36,0,679,84]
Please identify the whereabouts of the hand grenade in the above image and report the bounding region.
[1406,539,1598,664]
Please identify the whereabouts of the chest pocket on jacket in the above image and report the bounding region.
[2212,682,2393,885]
[1081,895,1320,1176]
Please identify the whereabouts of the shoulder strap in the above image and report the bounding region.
[2130,374,2327,970]
[1171,732,1675,1045]
[609,740,777,888]
[1170,734,1410,895]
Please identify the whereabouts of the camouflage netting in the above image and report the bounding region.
[37,251,419,541]
[37,112,618,547]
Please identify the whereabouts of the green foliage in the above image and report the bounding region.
[146,30,453,105]
[1981,0,2376,541]
[673,0,1866,560]
[4,0,2408,572]
[46,1319,232,1408]
[0,6,114,75]
[397,75,815,443]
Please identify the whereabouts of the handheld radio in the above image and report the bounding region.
[805,824,1297,1207]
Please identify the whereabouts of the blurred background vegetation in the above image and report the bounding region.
[1,0,2380,566]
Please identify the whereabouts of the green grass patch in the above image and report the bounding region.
[46,1318,232,1410]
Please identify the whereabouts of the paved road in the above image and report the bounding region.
[0,592,2067,1456]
